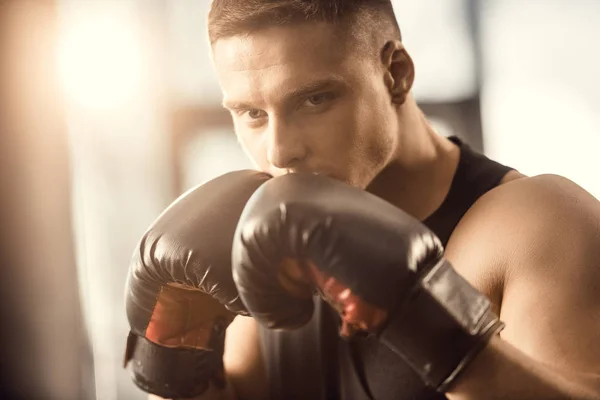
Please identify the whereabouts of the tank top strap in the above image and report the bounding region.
[423,136,513,247]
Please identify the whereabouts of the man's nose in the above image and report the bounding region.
[266,119,308,170]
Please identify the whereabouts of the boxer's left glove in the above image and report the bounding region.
[232,173,504,392]
[123,170,270,399]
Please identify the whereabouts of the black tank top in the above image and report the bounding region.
[259,137,513,400]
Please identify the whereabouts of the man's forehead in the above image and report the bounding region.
[213,24,360,106]
[212,22,348,72]
[213,35,280,72]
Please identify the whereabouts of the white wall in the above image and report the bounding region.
[480,0,600,199]
[393,0,478,103]
[167,0,222,106]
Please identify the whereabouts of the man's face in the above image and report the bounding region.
[212,21,399,188]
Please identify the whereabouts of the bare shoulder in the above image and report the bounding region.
[446,173,600,291]
[446,174,600,374]
[447,173,600,271]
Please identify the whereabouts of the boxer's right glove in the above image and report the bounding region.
[123,170,270,399]
[232,173,504,393]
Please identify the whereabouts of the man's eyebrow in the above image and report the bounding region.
[221,77,347,110]
[222,99,249,110]
[282,77,347,102]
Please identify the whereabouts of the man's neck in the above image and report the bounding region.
[366,105,460,220]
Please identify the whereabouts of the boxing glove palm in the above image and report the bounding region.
[124,170,270,399]
[232,173,504,391]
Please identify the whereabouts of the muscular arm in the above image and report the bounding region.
[149,316,268,400]
[444,174,600,399]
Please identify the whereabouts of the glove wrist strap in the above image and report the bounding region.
[379,259,505,392]
[124,332,226,399]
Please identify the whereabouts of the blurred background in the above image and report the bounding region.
[1,0,599,399]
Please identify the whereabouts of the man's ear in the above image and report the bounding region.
[381,40,415,105]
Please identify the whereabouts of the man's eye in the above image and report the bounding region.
[245,109,266,119]
[304,93,333,107]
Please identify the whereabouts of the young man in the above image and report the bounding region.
[130,1,600,399]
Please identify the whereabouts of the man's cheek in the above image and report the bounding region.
[307,113,350,146]
[253,148,276,174]
[236,134,265,169]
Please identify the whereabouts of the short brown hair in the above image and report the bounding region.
[207,0,401,54]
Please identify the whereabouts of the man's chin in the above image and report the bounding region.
[322,173,363,189]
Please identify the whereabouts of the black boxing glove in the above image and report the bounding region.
[232,173,504,392]
[123,170,270,399]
